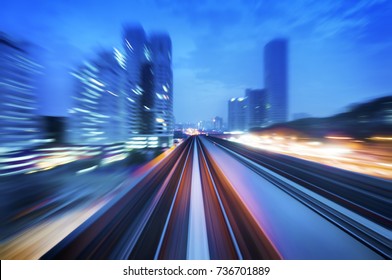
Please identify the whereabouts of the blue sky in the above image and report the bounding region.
[1,0,392,122]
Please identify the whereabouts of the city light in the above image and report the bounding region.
[1,1,391,267]
[185,128,200,135]
[156,117,165,123]
[229,133,392,179]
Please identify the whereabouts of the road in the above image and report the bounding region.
[32,135,390,260]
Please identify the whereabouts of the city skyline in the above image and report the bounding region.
[228,36,287,133]
[1,1,391,265]
[67,24,174,148]
[1,0,392,124]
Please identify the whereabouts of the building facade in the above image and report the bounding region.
[148,33,174,147]
[228,97,248,131]
[246,88,267,129]
[68,24,174,149]
[228,88,268,132]
[123,24,148,137]
[264,38,288,124]
[0,32,44,152]
[68,50,126,145]
[123,25,174,148]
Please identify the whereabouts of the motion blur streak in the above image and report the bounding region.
[154,140,193,259]
[0,145,178,259]
[201,136,390,259]
[197,137,281,259]
[230,134,392,180]
[186,142,210,260]
[1,136,390,259]
[0,201,105,259]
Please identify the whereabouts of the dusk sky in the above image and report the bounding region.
[1,0,392,123]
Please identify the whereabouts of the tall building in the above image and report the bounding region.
[264,38,288,124]
[228,97,248,131]
[246,89,267,129]
[0,32,44,152]
[123,25,173,148]
[68,50,126,145]
[68,24,174,149]
[228,89,268,132]
[148,33,173,147]
[123,24,148,137]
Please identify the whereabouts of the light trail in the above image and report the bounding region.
[154,139,193,259]
[203,136,390,259]
[1,136,389,260]
[197,138,243,260]
[229,134,392,179]
[186,141,210,260]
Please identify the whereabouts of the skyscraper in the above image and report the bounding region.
[0,32,44,152]
[68,24,173,149]
[264,38,288,124]
[123,25,173,148]
[148,33,173,147]
[228,89,267,132]
[68,50,126,145]
[123,24,148,137]
[246,88,267,129]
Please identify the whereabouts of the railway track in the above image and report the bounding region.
[40,136,390,259]
[203,136,391,259]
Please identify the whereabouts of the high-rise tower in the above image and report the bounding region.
[0,32,44,152]
[149,33,173,147]
[122,25,174,148]
[123,24,148,136]
[264,39,288,124]
[68,50,125,144]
